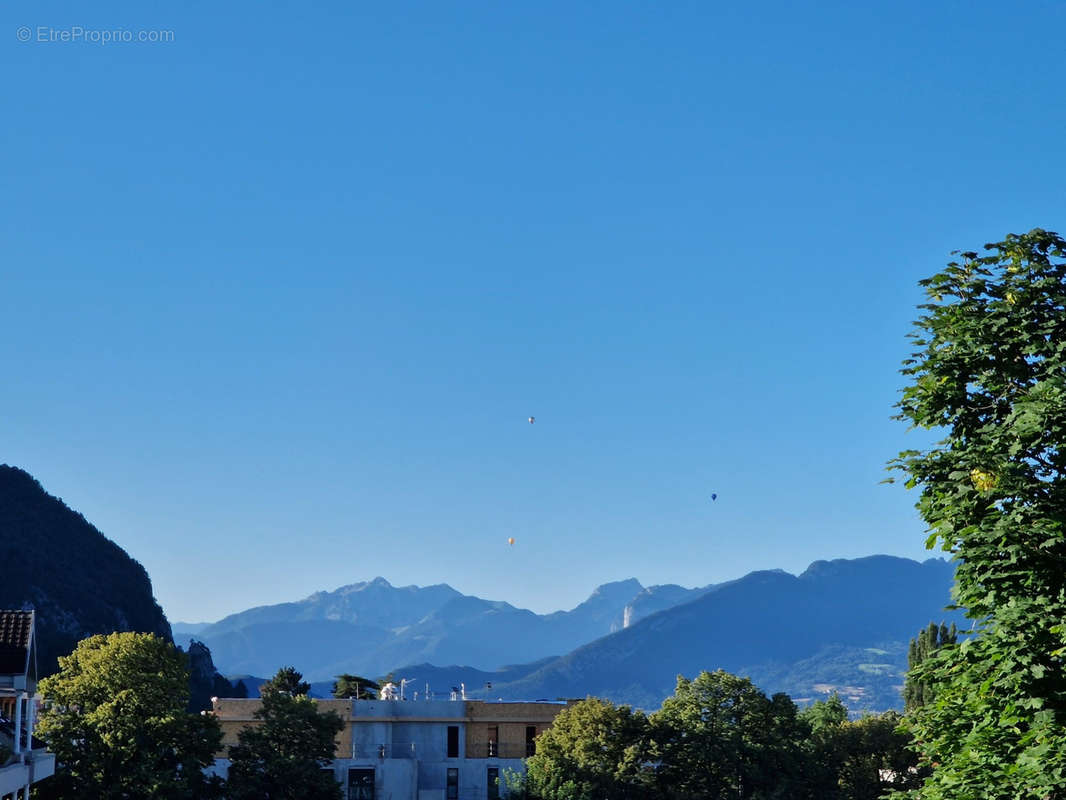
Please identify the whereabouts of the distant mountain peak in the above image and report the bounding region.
[589,578,643,598]
[798,554,951,582]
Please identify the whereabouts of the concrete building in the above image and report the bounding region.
[211,694,570,800]
[0,610,55,800]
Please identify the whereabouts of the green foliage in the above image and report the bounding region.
[890,229,1066,798]
[35,632,223,800]
[522,673,922,800]
[260,665,311,697]
[652,671,809,799]
[832,713,924,800]
[524,697,653,800]
[902,622,957,713]
[801,692,850,734]
[332,674,380,699]
[225,689,345,800]
[801,697,923,800]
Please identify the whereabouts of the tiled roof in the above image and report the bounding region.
[0,610,33,675]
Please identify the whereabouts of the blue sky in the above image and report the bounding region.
[3,1,1065,623]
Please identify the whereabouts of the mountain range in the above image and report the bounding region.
[177,556,965,711]
[0,462,965,713]
[173,575,672,680]
[449,556,966,710]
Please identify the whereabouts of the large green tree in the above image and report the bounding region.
[650,670,808,800]
[523,697,653,800]
[225,668,345,800]
[36,632,223,800]
[891,229,1066,798]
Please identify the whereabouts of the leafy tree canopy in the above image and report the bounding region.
[518,670,921,800]
[800,692,849,734]
[902,622,957,714]
[651,670,809,800]
[259,665,311,697]
[891,229,1066,798]
[523,697,652,800]
[36,632,222,800]
[226,689,345,800]
[332,674,380,699]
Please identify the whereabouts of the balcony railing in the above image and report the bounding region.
[351,742,538,760]
[472,743,533,759]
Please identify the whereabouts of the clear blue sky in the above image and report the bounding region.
[4,1,1065,623]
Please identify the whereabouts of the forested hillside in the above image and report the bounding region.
[0,465,172,673]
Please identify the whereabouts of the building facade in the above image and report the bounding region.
[0,610,55,800]
[211,696,569,800]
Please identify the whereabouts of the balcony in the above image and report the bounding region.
[0,748,55,797]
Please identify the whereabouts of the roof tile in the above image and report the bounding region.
[0,610,34,675]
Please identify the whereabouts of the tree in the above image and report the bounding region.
[35,632,223,800]
[259,665,311,696]
[523,697,653,800]
[800,698,923,800]
[332,674,380,699]
[800,692,849,734]
[890,229,1066,798]
[902,622,957,713]
[225,668,345,800]
[650,670,808,800]
[834,713,923,800]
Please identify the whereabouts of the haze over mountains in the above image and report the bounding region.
[173,575,692,680]
[177,556,964,712]
[0,462,965,713]
[462,556,965,710]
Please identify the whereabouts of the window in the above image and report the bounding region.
[526,725,537,757]
[488,767,500,800]
[348,768,375,800]
[447,767,459,800]
[447,725,459,758]
[487,725,498,757]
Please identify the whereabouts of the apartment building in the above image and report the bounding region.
[0,610,55,800]
[211,695,570,800]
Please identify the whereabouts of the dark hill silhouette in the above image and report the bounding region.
[0,465,172,674]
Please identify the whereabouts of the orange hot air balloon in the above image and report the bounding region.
[507,537,515,546]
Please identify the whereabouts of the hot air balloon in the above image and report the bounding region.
[528,416,535,424]
[507,537,515,546]
[711,493,718,501]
